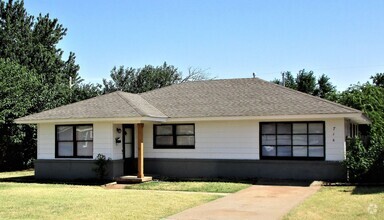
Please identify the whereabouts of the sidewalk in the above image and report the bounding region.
[167,183,321,220]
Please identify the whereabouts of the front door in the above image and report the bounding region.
[123,124,136,174]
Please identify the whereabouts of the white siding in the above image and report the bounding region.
[36,118,347,162]
[143,119,346,161]
[37,123,55,159]
[325,118,346,161]
[143,121,260,159]
[112,124,123,160]
[93,122,114,159]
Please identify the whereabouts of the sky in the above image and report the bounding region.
[23,0,384,91]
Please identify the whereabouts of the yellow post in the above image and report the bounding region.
[137,123,144,178]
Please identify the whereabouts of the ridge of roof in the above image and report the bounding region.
[142,77,361,114]
[115,91,146,116]
[139,77,363,118]
[115,91,167,118]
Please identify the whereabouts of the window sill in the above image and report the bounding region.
[154,146,195,149]
[260,157,325,161]
[55,157,93,159]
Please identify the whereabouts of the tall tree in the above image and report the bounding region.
[314,74,337,99]
[0,0,100,170]
[0,0,79,86]
[0,59,42,170]
[296,69,316,94]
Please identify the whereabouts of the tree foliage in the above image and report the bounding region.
[344,137,372,181]
[339,82,384,181]
[0,0,77,85]
[371,73,384,87]
[272,71,297,90]
[314,74,337,99]
[0,59,41,169]
[296,69,316,94]
[103,62,181,94]
[102,62,211,94]
[273,69,336,99]
[0,0,99,170]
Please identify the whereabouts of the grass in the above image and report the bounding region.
[284,186,384,220]
[0,170,34,178]
[124,180,251,193]
[0,171,222,219]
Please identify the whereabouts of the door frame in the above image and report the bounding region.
[122,124,135,160]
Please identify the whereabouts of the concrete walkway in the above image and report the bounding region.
[167,183,321,220]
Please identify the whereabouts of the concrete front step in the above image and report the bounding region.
[116,175,152,184]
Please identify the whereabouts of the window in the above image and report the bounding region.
[154,124,195,149]
[260,122,325,160]
[56,125,93,158]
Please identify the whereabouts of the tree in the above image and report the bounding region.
[0,0,100,170]
[133,62,181,93]
[0,0,79,86]
[0,59,42,170]
[272,70,336,100]
[338,82,384,181]
[181,67,213,82]
[272,71,297,89]
[314,74,337,99]
[70,83,103,103]
[296,69,316,94]
[371,73,384,87]
[102,62,211,94]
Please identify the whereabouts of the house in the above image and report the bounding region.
[15,78,369,181]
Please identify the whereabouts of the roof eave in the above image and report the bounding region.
[347,113,371,125]
[14,116,168,124]
[165,113,371,124]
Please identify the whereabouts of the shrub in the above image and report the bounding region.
[344,137,373,182]
[93,154,111,180]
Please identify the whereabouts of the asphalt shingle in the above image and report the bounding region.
[16,78,362,122]
[16,91,166,121]
[140,78,360,118]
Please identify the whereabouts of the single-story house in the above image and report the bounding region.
[15,78,369,181]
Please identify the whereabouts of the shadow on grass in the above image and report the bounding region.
[352,186,384,195]
[0,175,111,186]
[154,176,313,187]
[1,173,315,187]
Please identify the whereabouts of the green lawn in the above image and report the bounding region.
[0,171,222,219]
[285,186,384,220]
[125,180,250,193]
[0,170,34,178]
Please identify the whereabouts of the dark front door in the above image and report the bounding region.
[123,124,136,174]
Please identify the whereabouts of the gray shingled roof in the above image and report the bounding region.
[16,77,364,122]
[140,78,361,118]
[16,91,167,121]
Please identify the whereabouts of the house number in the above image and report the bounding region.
[332,126,336,142]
